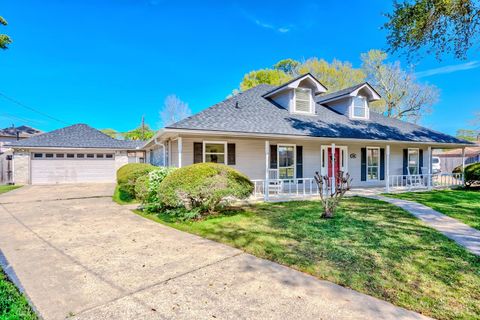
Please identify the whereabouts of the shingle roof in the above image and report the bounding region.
[315,83,372,104]
[0,125,42,138]
[167,84,470,145]
[10,124,144,149]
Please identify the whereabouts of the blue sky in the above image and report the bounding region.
[1,0,479,135]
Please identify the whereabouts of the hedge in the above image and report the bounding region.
[452,163,480,186]
[158,163,253,213]
[116,163,156,200]
[135,167,177,210]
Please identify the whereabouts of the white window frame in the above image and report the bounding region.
[277,144,296,180]
[408,148,420,175]
[320,145,348,176]
[366,146,380,181]
[293,87,313,114]
[351,96,369,120]
[203,141,227,165]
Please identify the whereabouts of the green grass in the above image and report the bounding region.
[386,189,480,230]
[0,185,21,195]
[137,197,480,320]
[112,185,138,205]
[0,268,37,320]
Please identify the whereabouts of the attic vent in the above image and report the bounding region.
[294,88,312,113]
[235,101,240,109]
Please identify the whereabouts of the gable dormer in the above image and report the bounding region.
[316,83,381,120]
[263,74,328,115]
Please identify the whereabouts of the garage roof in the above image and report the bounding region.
[10,124,144,149]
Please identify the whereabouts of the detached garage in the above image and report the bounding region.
[11,124,145,185]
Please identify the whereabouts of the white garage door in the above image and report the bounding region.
[31,152,116,184]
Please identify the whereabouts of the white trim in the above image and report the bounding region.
[366,146,380,181]
[277,144,296,180]
[350,96,370,120]
[263,74,327,98]
[178,137,183,168]
[202,140,227,165]
[350,83,381,100]
[320,145,348,176]
[407,148,420,175]
[386,145,390,192]
[293,88,314,115]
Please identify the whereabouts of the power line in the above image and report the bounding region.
[0,91,70,125]
[0,112,45,127]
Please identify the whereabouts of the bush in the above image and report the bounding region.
[452,165,462,174]
[158,163,253,214]
[116,163,156,200]
[465,163,480,185]
[135,167,177,210]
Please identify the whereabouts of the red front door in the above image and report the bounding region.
[327,148,341,178]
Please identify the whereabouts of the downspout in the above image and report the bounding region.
[153,138,166,166]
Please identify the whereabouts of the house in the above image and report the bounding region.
[143,74,472,198]
[9,124,145,184]
[0,125,42,153]
[434,138,480,173]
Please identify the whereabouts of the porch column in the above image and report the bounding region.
[168,140,172,166]
[265,140,270,201]
[427,146,432,190]
[385,145,390,193]
[461,147,466,184]
[178,137,183,168]
[331,143,335,194]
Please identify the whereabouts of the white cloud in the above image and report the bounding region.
[415,61,480,78]
[240,9,293,33]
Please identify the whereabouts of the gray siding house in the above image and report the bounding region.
[143,74,472,199]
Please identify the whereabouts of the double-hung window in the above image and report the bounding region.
[352,96,368,119]
[408,148,419,174]
[367,147,380,180]
[294,88,312,113]
[278,145,295,179]
[203,142,226,164]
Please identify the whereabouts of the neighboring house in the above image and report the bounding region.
[434,140,480,173]
[10,124,145,184]
[143,73,472,198]
[0,125,42,153]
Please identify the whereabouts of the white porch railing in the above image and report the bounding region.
[388,173,463,192]
[252,177,337,199]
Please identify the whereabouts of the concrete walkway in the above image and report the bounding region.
[0,184,431,320]
[369,195,480,256]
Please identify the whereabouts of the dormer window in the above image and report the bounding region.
[294,88,312,114]
[352,96,368,119]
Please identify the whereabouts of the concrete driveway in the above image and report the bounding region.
[0,184,430,320]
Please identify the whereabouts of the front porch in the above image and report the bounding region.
[251,172,464,201]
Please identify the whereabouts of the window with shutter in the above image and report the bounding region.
[294,88,312,113]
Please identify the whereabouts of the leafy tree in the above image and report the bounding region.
[159,95,192,127]
[384,0,480,60]
[273,59,301,74]
[100,128,119,139]
[361,49,439,122]
[0,16,12,49]
[124,122,155,141]
[297,58,366,92]
[240,69,293,91]
[456,129,479,141]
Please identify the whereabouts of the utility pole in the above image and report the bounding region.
[141,115,145,140]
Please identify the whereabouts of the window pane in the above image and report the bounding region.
[106,154,114,159]
[368,167,378,180]
[205,143,224,153]
[34,153,43,158]
[96,154,104,158]
[67,153,75,158]
[279,167,294,179]
[205,154,224,163]
[45,153,54,158]
[87,154,94,158]
[354,106,366,118]
[56,154,64,158]
[77,154,84,158]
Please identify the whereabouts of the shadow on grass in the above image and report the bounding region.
[147,196,480,320]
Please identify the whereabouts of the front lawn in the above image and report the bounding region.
[0,268,37,320]
[0,185,21,195]
[386,189,480,230]
[137,197,480,320]
[112,185,138,205]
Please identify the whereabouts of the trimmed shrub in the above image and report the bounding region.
[158,163,253,214]
[465,163,480,186]
[452,165,462,174]
[117,163,156,199]
[135,167,177,210]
